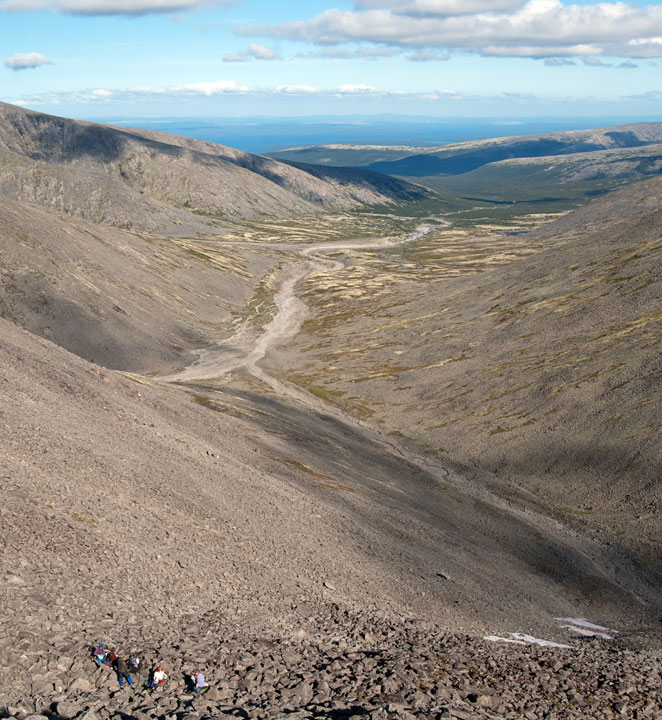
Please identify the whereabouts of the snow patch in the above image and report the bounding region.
[484,633,572,648]
[556,617,618,640]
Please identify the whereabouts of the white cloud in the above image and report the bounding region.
[337,83,381,93]
[301,46,398,59]
[482,43,602,58]
[239,1,662,60]
[582,56,611,67]
[359,46,398,58]
[543,57,575,66]
[419,88,459,99]
[355,0,527,15]
[12,83,662,114]
[168,80,247,95]
[77,88,115,102]
[10,83,421,107]
[0,0,233,16]
[407,48,449,61]
[4,51,52,69]
[248,42,280,60]
[276,84,321,94]
[627,90,662,101]
[223,52,250,62]
[625,36,662,58]
[222,43,280,63]
[7,83,412,109]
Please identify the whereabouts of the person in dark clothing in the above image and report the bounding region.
[116,656,133,687]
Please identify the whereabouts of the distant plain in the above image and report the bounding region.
[87,115,662,153]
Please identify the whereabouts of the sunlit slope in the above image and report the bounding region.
[277,176,662,571]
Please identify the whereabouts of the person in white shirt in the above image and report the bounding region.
[152,666,167,689]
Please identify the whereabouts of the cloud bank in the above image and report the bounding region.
[6,81,435,107]
[7,78,662,116]
[239,0,662,60]
[0,0,232,16]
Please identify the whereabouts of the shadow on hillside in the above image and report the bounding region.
[0,279,134,371]
[187,382,662,615]
[480,440,658,488]
[11,111,184,164]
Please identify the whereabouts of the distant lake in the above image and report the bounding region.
[94,116,660,154]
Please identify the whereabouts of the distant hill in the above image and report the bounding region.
[269,123,662,172]
[0,102,431,236]
[268,123,662,216]
[361,126,662,177]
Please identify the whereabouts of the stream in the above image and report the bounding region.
[163,224,433,392]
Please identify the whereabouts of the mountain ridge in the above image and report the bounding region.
[268,122,662,169]
[0,102,432,236]
[267,122,662,216]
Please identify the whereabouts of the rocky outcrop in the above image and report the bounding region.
[2,603,661,719]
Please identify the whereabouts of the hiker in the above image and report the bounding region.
[150,665,168,690]
[116,656,133,687]
[93,643,108,666]
[192,669,208,694]
[107,649,118,668]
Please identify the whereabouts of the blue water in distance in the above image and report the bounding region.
[93,115,662,154]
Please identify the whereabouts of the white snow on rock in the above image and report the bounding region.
[556,617,618,640]
[484,633,572,648]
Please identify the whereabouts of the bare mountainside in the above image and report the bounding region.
[0,102,430,235]
[0,195,282,373]
[270,176,662,575]
[2,293,661,717]
[1,105,661,718]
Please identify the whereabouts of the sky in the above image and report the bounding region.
[2,0,662,118]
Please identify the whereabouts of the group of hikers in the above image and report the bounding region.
[93,643,208,694]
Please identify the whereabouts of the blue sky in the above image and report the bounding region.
[2,0,662,118]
